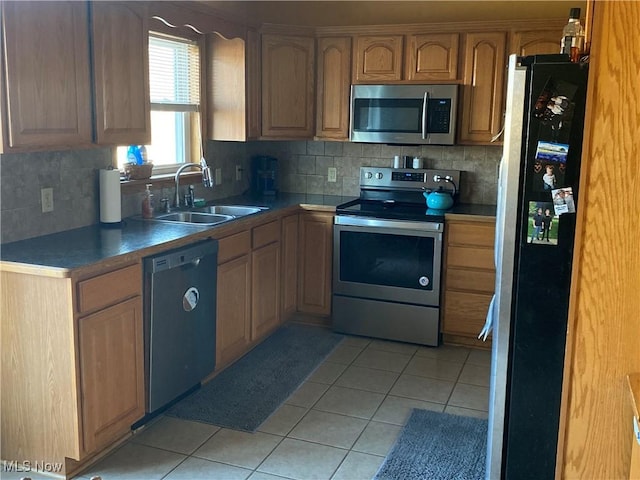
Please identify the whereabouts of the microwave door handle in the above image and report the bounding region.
[422,92,429,140]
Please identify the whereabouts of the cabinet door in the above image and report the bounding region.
[354,35,403,82]
[1,1,92,149]
[261,34,315,138]
[459,32,507,145]
[246,29,262,140]
[217,255,251,367]
[511,30,562,56]
[251,242,281,340]
[406,33,459,81]
[281,214,299,320]
[79,297,144,454]
[298,212,333,316]
[91,2,151,145]
[316,37,352,140]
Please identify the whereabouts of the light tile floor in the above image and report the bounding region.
[70,334,490,480]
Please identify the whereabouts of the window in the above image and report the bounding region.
[118,32,201,174]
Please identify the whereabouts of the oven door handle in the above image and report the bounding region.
[335,215,443,232]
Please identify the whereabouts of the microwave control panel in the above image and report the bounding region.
[426,99,451,134]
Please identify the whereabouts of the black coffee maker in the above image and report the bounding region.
[251,155,278,196]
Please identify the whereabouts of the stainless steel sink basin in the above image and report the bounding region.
[154,212,234,226]
[192,205,265,217]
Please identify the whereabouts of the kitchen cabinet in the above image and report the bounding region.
[510,29,562,56]
[406,33,459,81]
[216,231,252,368]
[0,1,93,150]
[251,220,281,339]
[78,297,144,454]
[1,262,143,473]
[353,35,404,82]
[316,36,352,140]
[207,29,261,142]
[441,217,495,346]
[298,211,334,316]
[261,34,315,138]
[91,2,151,145]
[458,32,507,145]
[0,1,150,152]
[281,214,299,321]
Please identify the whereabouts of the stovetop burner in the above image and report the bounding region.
[336,198,446,223]
[336,167,463,223]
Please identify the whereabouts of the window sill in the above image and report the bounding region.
[120,171,203,194]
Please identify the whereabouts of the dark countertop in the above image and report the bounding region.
[1,194,494,272]
[447,203,497,218]
[0,194,353,272]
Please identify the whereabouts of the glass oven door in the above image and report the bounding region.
[333,219,443,307]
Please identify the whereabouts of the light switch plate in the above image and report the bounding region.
[215,168,222,185]
[328,167,337,183]
[235,165,242,181]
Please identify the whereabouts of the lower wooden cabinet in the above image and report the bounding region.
[441,217,495,345]
[281,214,299,320]
[298,211,334,316]
[216,254,251,367]
[252,241,281,339]
[78,296,144,454]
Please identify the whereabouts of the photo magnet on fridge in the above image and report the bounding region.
[527,201,558,245]
[533,77,578,142]
[532,141,568,192]
[552,187,576,215]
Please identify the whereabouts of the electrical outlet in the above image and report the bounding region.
[235,165,242,181]
[328,167,337,183]
[215,168,222,185]
[41,188,54,213]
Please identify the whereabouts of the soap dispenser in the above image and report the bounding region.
[142,184,154,219]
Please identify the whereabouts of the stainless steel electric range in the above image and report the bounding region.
[333,166,461,346]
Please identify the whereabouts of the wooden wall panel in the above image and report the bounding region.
[558,1,640,478]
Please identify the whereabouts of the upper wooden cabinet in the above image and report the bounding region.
[353,35,404,82]
[316,36,352,140]
[0,1,93,151]
[261,34,315,138]
[510,29,562,56]
[91,2,151,145]
[0,1,150,152]
[406,33,459,81]
[458,32,507,145]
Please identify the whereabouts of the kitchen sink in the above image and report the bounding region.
[153,212,234,225]
[192,205,266,217]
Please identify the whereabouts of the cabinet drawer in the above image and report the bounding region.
[447,222,495,247]
[446,267,495,294]
[77,264,141,314]
[253,220,281,249]
[443,290,493,337]
[447,246,494,270]
[218,231,251,264]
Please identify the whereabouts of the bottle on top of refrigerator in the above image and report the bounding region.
[560,8,585,62]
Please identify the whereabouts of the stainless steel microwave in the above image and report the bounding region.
[349,84,458,145]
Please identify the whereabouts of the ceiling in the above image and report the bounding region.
[200,1,587,27]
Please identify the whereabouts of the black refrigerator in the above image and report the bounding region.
[484,54,589,479]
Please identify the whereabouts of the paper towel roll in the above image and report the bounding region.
[99,169,122,225]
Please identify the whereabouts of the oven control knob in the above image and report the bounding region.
[375,172,383,179]
[419,276,430,287]
[365,172,373,179]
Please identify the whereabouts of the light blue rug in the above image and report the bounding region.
[166,323,344,432]
[374,409,487,480]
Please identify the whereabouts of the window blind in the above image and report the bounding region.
[149,33,200,110]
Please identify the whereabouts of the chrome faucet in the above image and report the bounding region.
[174,158,213,208]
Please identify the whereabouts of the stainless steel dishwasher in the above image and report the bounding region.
[143,239,217,414]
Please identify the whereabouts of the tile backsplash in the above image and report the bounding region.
[0,141,500,243]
